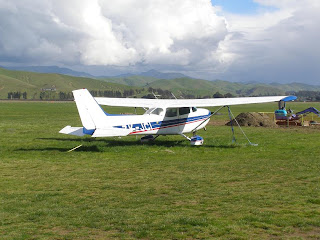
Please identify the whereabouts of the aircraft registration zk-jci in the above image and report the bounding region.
[59,89,296,146]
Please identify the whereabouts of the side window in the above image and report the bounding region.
[179,107,190,115]
[165,108,178,117]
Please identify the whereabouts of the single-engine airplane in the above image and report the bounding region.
[59,89,296,145]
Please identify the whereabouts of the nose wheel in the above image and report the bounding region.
[190,135,204,146]
[180,133,204,146]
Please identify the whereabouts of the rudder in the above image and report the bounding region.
[73,89,107,129]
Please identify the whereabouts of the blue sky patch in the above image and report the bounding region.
[211,0,276,14]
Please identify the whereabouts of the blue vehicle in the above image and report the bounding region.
[275,97,320,123]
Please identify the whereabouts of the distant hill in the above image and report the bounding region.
[0,67,135,99]
[1,66,320,100]
[100,69,192,87]
[269,82,320,92]
[100,75,159,87]
[138,69,190,79]
[3,66,94,78]
[148,78,220,97]
[148,78,294,97]
[111,69,190,80]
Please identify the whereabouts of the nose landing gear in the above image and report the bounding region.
[180,133,204,146]
[190,135,204,146]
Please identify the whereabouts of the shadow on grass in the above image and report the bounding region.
[36,137,187,148]
[16,145,101,152]
[37,137,240,149]
[15,142,240,153]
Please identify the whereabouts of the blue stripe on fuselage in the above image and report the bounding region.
[113,114,210,132]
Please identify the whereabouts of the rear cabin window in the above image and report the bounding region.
[165,108,178,117]
[179,107,190,115]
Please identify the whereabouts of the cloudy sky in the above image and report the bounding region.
[0,0,319,84]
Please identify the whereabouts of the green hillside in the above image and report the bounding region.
[270,82,320,92]
[148,78,219,97]
[100,75,158,87]
[0,67,137,99]
[150,78,320,97]
[1,67,320,100]
[149,78,287,97]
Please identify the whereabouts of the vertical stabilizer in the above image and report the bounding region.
[73,89,107,129]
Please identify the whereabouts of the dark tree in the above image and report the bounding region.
[213,92,224,98]
[224,93,234,98]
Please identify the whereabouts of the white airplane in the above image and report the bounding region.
[59,89,296,145]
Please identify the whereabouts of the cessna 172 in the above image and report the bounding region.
[59,89,296,145]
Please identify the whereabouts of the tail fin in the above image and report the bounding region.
[73,89,107,129]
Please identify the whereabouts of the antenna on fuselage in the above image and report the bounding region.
[171,92,177,99]
[152,92,161,99]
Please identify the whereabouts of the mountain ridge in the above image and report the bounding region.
[1,66,320,100]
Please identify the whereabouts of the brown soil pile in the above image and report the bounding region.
[226,112,278,127]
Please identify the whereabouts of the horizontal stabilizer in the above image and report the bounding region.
[59,126,85,136]
[92,128,131,137]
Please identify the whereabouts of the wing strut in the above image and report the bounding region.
[192,105,226,133]
[191,105,258,146]
[227,106,236,144]
[226,106,258,146]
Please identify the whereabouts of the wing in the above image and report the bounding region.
[95,96,296,108]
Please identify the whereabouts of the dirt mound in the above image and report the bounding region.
[226,112,278,127]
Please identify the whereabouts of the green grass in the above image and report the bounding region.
[0,102,320,239]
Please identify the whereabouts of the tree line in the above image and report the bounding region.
[7,91,27,99]
[286,91,320,101]
[6,89,236,100]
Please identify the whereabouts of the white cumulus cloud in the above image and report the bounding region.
[0,0,228,68]
[213,0,320,83]
[0,0,319,84]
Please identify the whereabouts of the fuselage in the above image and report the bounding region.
[60,89,294,141]
[104,107,211,136]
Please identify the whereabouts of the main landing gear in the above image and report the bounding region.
[140,135,159,143]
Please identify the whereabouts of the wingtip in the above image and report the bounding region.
[281,96,297,102]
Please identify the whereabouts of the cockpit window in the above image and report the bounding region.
[144,108,154,115]
[144,108,163,115]
[192,107,197,112]
[152,108,163,115]
[165,108,178,117]
[179,107,190,115]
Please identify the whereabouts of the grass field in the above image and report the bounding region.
[0,101,319,239]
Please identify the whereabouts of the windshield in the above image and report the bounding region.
[144,108,164,115]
